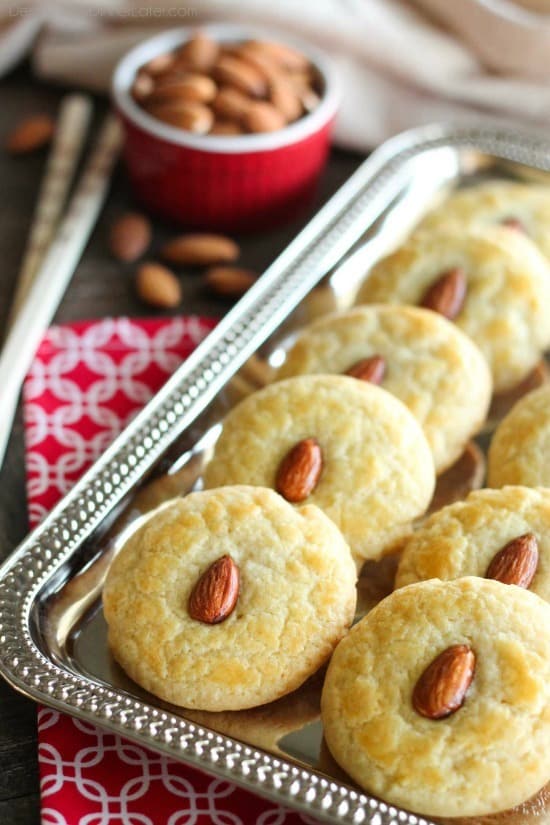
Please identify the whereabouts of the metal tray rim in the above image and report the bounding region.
[2,120,550,825]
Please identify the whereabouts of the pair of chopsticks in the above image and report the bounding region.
[0,96,122,471]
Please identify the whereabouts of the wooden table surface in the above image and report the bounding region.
[0,64,363,824]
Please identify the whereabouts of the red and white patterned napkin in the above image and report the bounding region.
[23,317,316,825]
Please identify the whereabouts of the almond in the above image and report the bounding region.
[243,102,286,133]
[486,533,539,588]
[500,217,527,234]
[210,119,243,136]
[420,267,467,320]
[146,100,213,133]
[276,438,323,503]
[144,51,176,76]
[178,31,219,72]
[133,37,319,138]
[135,263,182,308]
[413,644,476,720]
[213,55,267,98]
[132,72,154,101]
[212,86,253,121]
[149,74,217,104]
[288,68,321,112]
[161,234,240,266]
[287,68,317,90]
[204,266,257,297]
[235,42,281,81]
[298,87,321,113]
[269,76,303,123]
[345,355,386,385]
[248,40,310,71]
[188,554,240,624]
[6,114,55,155]
[109,213,152,262]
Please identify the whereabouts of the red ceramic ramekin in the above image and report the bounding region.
[112,25,339,231]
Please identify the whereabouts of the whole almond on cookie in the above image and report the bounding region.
[188,554,240,624]
[135,263,182,308]
[276,438,323,503]
[161,234,240,266]
[500,217,527,234]
[204,266,257,297]
[6,114,55,155]
[420,268,467,320]
[345,355,386,385]
[486,533,539,588]
[109,213,152,262]
[413,644,476,720]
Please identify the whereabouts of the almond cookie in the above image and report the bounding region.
[275,305,492,473]
[488,384,550,487]
[396,486,550,601]
[203,375,435,568]
[321,577,550,818]
[356,227,550,392]
[103,485,356,711]
[418,181,550,260]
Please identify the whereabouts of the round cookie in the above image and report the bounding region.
[488,384,550,487]
[356,226,550,392]
[418,181,550,260]
[321,577,550,818]
[203,375,435,568]
[103,485,356,711]
[396,486,550,601]
[276,305,492,473]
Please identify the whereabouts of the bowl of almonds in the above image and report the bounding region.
[112,25,338,231]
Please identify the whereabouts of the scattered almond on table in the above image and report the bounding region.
[132,31,321,136]
[161,233,240,266]
[203,266,257,297]
[109,212,152,262]
[6,114,55,155]
[135,262,182,308]
[107,214,256,307]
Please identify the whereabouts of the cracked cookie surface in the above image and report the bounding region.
[418,181,550,261]
[276,305,491,473]
[356,227,550,392]
[488,385,550,488]
[396,486,550,602]
[103,485,356,711]
[321,577,550,818]
[203,375,435,567]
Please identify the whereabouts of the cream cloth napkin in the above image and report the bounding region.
[2,0,550,150]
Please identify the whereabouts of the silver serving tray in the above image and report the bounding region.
[2,122,550,825]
